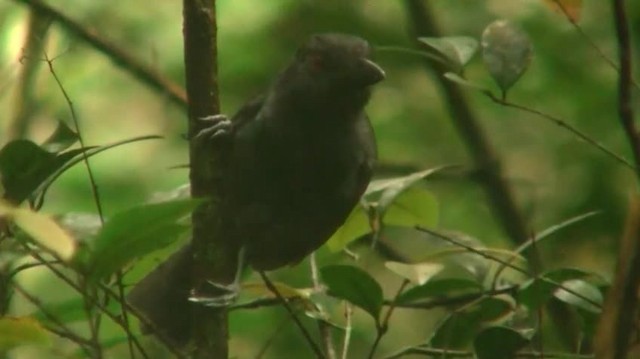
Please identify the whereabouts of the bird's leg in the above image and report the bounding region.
[194,114,233,142]
[188,246,245,307]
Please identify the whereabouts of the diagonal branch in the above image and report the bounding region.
[12,0,187,110]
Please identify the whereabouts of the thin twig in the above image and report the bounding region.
[341,304,353,359]
[12,281,94,355]
[11,0,187,110]
[21,246,153,358]
[384,346,594,359]
[415,226,602,309]
[311,253,336,359]
[44,51,140,358]
[550,0,640,91]
[487,94,636,172]
[368,279,410,359]
[259,271,325,359]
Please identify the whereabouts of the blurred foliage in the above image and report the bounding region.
[1,0,639,358]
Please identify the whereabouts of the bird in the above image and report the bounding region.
[127,33,385,347]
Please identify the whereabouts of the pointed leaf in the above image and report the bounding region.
[321,264,383,320]
[326,204,371,251]
[554,279,602,313]
[42,120,78,153]
[82,199,201,283]
[517,268,598,310]
[418,36,479,71]
[482,20,533,93]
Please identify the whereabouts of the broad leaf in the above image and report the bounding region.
[81,199,201,283]
[321,264,383,320]
[482,20,533,94]
[41,120,79,153]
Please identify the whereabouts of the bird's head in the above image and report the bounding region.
[276,33,385,114]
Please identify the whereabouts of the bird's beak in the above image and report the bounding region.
[357,58,386,86]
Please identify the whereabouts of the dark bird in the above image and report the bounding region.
[128,33,384,347]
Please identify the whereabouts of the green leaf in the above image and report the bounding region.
[554,279,602,313]
[517,268,597,310]
[0,201,76,261]
[474,326,530,359]
[321,265,383,320]
[326,205,371,251]
[383,187,439,229]
[481,20,533,94]
[396,278,483,305]
[41,120,79,153]
[81,199,201,283]
[0,317,51,350]
[431,295,516,348]
[365,166,448,198]
[0,140,58,203]
[418,36,479,71]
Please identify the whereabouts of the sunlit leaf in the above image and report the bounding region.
[554,279,602,313]
[0,200,76,261]
[0,317,51,350]
[326,205,370,251]
[321,264,383,321]
[482,20,533,94]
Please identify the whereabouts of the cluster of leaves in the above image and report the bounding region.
[0,122,201,353]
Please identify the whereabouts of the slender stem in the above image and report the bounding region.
[259,271,325,359]
[12,0,187,110]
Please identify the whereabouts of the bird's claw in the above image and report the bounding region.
[188,281,239,307]
[195,114,233,143]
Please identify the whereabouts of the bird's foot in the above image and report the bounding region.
[188,281,239,307]
[194,114,233,143]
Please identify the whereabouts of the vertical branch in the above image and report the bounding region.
[183,0,233,357]
[611,0,639,174]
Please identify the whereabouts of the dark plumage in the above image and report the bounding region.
[128,33,384,347]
